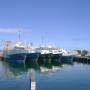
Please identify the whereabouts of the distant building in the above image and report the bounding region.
[68,50,82,55]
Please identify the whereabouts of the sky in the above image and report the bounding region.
[0,0,90,50]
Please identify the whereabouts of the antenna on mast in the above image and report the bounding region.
[41,36,44,45]
[18,29,21,41]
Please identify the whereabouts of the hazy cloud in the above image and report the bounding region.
[0,28,31,33]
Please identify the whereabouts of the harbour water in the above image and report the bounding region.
[0,58,90,90]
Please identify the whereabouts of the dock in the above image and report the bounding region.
[0,50,4,60]
[72,55,90,64]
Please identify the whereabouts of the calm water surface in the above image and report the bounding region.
[0,59,90,90]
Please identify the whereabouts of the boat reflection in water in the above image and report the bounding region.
[3,56,74,78]
[1,56,90,90]
[3,56,75,75]
[1,57,86,90]
[1,56,74,79]
[1,61,36,90]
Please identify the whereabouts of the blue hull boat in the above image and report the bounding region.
[5,53,27,64]
[26,53,40,62]
[61,55,73,63]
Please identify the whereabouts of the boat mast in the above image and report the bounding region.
[41,36,44,45]
[18,30,21,41]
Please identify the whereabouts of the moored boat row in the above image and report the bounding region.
[2,41,74,63]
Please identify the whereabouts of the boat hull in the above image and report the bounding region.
[51,54,62,59]
[5,53,27,64]
[39,53,52,59]
[61,55,73,63]
[26,53,40,62]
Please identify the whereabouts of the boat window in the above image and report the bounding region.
[14,47,25,49]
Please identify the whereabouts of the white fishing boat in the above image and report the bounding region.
[36,45,63,59]
[4,41,28,63]
[36,45,52,59]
